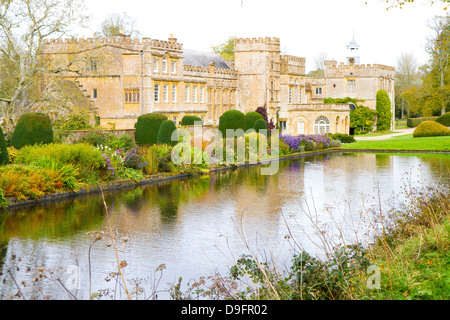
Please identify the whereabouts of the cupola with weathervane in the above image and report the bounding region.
[346,33,360,65]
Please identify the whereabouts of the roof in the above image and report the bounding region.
[183,49,232,69]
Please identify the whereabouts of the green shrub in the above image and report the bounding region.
[0,126,8,165]
[218,110,245,137]
[244,112,264,131]
[328,133,356,144]
[407,117,439,128]
[413,121,450,138]
[78,130,135,152]
[181,115,202,126]
[350,106,376,134]
[135,113,168,146]
[14,143,105,182]
[376,90,392,131]
[435,112,450,127]
[254,119,268,135]
[157,120,178,146]
[10,112,54,149]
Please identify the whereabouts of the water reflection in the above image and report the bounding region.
[0,152,449,299]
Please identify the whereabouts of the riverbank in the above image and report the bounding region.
[2,146,449,211]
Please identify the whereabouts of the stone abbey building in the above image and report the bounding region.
[42,34,395,135]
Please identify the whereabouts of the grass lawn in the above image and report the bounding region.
[342,134,450,151]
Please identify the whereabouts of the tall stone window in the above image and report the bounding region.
[172,85,177,102]
[171,61,177,74]
[162,57,168,73]
[200,86,205,103]
[164,84,169,102]
[193,86,197,103]
[347,79,356,92]
[154,84,160,103]
[289,87,293,104]
[185,85,190,103]
[153,59,158,73]
[314,116,330,135]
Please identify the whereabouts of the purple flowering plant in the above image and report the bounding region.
[280,134,332,152]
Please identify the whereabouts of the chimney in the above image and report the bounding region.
[168,34,177,43]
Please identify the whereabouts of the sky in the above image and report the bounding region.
[79,0,448,73]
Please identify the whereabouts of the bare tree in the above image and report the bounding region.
[96,12,140,38]
[309,51,328,77]
[0,0,90,133]
[395,52,421,118]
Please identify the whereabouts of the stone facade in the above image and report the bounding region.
[42,35,395,135]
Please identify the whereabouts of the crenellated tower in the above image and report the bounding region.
[234,37,281,122]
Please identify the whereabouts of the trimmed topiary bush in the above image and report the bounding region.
[244,112,265,131]
[135,113,168,146]
[413,121,450,138]
[157,120,178,146]
[0,126,9,165]
[10,112,54,149]
[218,110,245,137]
[254,119,269,135]
[435,112,450,127]
[181,115,202,126]
[376,89,392,131]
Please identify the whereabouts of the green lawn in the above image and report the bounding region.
[342,134,450,151]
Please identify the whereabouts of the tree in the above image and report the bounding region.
[309,51,328,77]
[0,0,90,133]
[395,52,421,118]
[95,12,140,38]
[426,15,450,115]
[376,89,393,131]
[211,37,235,61]
[382,0,450,10]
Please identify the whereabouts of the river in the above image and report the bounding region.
[0,152,449,299]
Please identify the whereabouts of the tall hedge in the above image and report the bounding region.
[407,117,439,128]
[181,115,202,126]
[0,126,9,165]
[218,110,245,137]
[435,112,450,127]
[254,119,269,135]
[244,112,264,131]
[157,120,178,146]
[376,90,392,131]
[135,113,168,146]
[10,112,54,149]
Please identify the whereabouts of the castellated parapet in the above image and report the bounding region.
[42,37,183,53]
[234,37,281,52]
[325,61,395,79]
[281,55,306,75]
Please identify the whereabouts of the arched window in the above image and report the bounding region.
[314,116,330,135]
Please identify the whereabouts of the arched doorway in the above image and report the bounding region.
[314,116,331,135]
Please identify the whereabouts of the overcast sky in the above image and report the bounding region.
[80,0,448,72]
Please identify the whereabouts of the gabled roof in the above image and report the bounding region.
[183,49,232,69]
